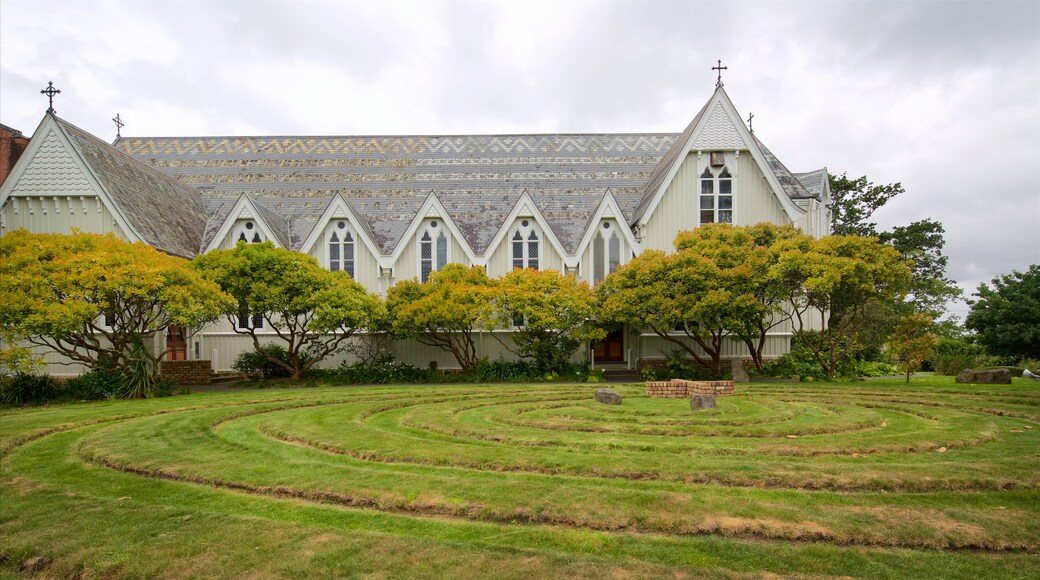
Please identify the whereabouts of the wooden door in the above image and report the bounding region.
[165,325,187,361]
[593,329,625,362]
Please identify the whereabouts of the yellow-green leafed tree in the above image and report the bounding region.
[192,242,386,379]
[597,248,737,376]
[0,230,230,394]
[386,264,497,371]
[889,313,939,383]
[773,234,912,378]
[673,223,804,370]
[492,268,604,373]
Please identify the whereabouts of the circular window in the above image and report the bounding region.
[431,220,438,228]
[246,222,254,230]
[337,221,346,229]
[521,219,529,227]
[602,222,610,229]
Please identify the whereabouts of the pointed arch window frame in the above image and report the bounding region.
[698,162,735,225]
[509,218,542,270]
[591,220,625,285]
[417,219,451,283]
[326,219,356,278]
[232,219,266,245]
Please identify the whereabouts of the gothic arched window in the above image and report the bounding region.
[510,219,540,270]
[327,220,355,277]
[592,221,624,285]
[419,220,450,282]
[699,165,734,224]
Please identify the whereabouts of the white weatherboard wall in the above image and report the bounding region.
[307,224,383,294]
[640,151,793,253]
[485,231,565,279]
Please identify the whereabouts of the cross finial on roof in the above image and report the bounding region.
[41,81,61,114]
[747,112,754,133]
[112,113,124,138]
[712,60,728,88]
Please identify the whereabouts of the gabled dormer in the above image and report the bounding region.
[203,195,287,252]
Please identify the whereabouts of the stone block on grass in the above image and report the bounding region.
[690,394,716,410]
[595,388,622,405]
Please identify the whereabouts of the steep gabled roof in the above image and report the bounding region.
[793,167,829,201]
[53,116,206,258]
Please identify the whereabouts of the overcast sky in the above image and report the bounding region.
[2,0,1038,320]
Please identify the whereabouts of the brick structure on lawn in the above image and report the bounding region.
[160,360,212,385]
[645,378,734,398]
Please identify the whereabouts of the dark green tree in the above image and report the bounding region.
[828,173,904,237]
[828,173,961,317]
[965,265,1040,359]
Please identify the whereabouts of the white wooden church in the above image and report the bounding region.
[0,83,831,375]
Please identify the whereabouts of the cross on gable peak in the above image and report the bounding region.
[41,81,61,114]
[712,60,728,89]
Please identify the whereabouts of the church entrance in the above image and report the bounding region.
[165,325,187,361]
[593,329,625,363]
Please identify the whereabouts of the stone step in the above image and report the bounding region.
[210,372,245,384]
[603,369,641,383]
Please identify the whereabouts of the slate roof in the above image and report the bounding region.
[752,135,814,200]
[115,133,676,254]
[55,116,207,258]
[793,168,828,201]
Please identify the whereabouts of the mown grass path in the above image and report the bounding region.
[1,379,1038,578]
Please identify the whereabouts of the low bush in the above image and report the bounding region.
[929,338,980,375]
[0,373,62,404]
[63,368,122,400]
[233,344,312,380]
[761,347,827,381]
[319,355,436,385]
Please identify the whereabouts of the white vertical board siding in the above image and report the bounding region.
[637,334,791,361]
[485,229,564,279]
[2,195,123,237]
[737,153,791,227]
[640,151,794,254]
[307,230,383,294]
[640,152,700,252]
[393,232,471,284]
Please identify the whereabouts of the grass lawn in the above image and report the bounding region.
[1,376,1038,578]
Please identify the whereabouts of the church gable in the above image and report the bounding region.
[7,128,95,195]
[0,118,128,239]
[632,87,806,250]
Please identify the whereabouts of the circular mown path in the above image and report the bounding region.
[2,381,1039,577]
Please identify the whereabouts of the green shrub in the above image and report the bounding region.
[63,368,121,400]
[929,338,979,375]
[0,373,61,404]
[840,360,899,378]
[233,344,311,379]
[761,347,827,381]
[322,355,435,384]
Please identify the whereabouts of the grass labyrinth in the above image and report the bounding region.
[2,379,1038,578]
